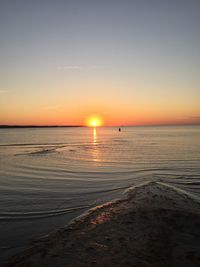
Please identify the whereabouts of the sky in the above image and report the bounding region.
[0,0,200,126]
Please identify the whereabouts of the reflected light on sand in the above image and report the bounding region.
[91,211,112,225]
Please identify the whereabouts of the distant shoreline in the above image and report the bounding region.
[0,125,83,128]
[0,124,199,129]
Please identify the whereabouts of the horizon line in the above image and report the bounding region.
[0,123,199,128]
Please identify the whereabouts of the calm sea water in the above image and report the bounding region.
[0,126,199,262]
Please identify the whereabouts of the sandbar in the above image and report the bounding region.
[3,182,200,267]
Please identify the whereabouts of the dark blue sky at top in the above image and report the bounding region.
[1,0,199,67]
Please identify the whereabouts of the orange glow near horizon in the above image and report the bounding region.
[86,115,104,127]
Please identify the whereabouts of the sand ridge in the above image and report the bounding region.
[3,181,200,267]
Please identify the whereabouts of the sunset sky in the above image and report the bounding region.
[0,0,199,126]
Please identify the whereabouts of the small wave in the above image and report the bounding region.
[81,185,131,195]
[156,182,200,202]
[15,145,67,156]
[0,205,90,220]
[168,181,200,186]
[26,147,57,155]
[112,139,129,143]
[0,142,68,147]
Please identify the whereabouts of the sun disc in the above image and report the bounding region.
[86,115,103,127]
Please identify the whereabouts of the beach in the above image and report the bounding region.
[1,0,200,265]
[3,181,200,267]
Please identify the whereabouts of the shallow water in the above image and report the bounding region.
[0,126,199,262]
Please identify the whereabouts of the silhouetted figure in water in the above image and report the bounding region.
[119,128,121,132]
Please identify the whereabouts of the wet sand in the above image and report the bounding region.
[2,182,200,267]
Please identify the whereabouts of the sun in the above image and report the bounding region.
[86,115,104,127]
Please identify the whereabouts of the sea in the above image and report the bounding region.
[0,126,199,263]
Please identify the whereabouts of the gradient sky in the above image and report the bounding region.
[0,0,200,126]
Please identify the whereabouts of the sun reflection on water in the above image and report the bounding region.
[93,127,97,145]
[91,127,101,163]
